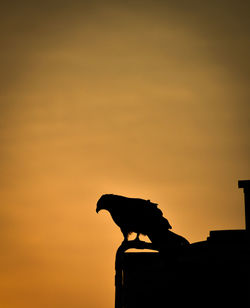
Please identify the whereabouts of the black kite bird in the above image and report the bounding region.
[96,194,189,251]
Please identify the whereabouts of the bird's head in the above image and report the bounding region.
[96,194,111,213]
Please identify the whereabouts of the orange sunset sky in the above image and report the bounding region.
[0,1,249,307]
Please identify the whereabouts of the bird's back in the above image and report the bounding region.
[105,194,171,235]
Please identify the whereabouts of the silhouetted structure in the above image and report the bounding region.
[114,180,250,308]
[239,180,250,232]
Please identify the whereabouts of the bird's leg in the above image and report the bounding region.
[121,229,129,243]
[135,233,140,242]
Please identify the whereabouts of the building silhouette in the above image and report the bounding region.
[114,180,250,308]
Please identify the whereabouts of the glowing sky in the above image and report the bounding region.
[0,1,249,307]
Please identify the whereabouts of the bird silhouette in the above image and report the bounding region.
[96,194,189,251]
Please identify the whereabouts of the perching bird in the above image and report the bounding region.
[96,194,189,250]
[96,194,190,251]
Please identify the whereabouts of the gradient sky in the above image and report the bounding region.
[0,1,249,307]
